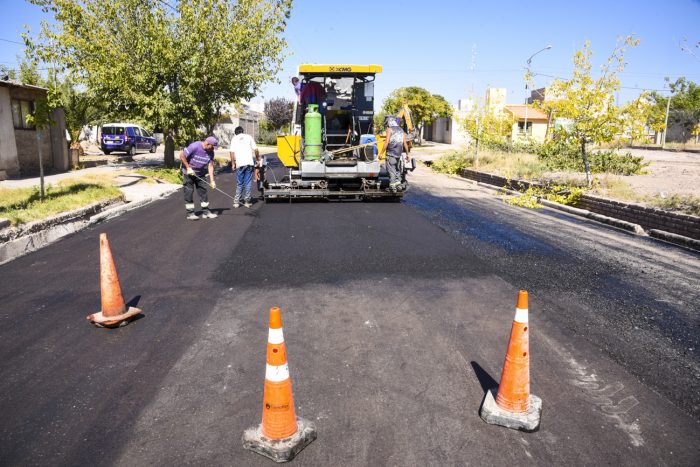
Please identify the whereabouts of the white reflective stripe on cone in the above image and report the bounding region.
[268,327,284,344]
[514,307,528,323]
[265,363,290,382]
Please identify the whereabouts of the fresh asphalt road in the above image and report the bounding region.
[0,156,698,466]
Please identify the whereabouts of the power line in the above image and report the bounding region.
[0,38,25,45]
[531,72,670,93]
[155,0,177,12]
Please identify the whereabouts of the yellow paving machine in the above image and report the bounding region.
[265,64,411,201]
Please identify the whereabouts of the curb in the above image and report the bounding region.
[648,229,700,250]
[0,185,180,266]
[449,175,699,251]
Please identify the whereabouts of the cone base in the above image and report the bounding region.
[86,307,142,328]
[479,389,542,432]
[242,417,317,463]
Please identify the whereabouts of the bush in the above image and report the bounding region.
[534,141,649,175]
[256,127,278,146]
[506,184,584,209]
[587,150,649,175]
[431,151,472,174]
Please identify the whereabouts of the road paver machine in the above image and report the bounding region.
[265,64,407,200]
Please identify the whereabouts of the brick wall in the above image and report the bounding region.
[575,196,700,240]
[460,169,700,240]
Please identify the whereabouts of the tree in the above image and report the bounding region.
[539,36,641,186]
[381,86,453,143]
[0,65,17,80]
[619,91,655,144]
[18,58,43,86]
[649,77,700,143]
[264,97,294,131]
[26,0,291,166]
[459,99,515,165]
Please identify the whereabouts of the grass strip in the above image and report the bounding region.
[0,178,123,226]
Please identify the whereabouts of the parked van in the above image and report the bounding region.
[101,123,157,156]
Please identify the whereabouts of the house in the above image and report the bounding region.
[0,79,71,180]
[423,98,473,145]
[212,101,263,147]
[504,105,549,143]
[0,79,70,180]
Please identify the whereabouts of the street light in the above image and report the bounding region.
[523,45,552,139]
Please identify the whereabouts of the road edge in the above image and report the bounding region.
[447,174,700,252]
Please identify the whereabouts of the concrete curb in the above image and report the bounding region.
[0,185,180,266]
[648,229,700,251]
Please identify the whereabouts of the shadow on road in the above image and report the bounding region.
[471,361,498,393]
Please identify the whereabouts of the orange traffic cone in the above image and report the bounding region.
[86,233,141,328]
[479,290,542,431]
[242,306,316,462]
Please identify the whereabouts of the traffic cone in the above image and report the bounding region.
[480,290,542,432]
[86,233,141,328]
[242,306,316,462]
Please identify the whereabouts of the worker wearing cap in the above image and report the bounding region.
[378,116,410,192]
[180,136,218,220]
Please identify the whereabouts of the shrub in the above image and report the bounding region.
[256,127,278,146]
[534,141,649,175]
[506,184,583,209]
[431,151,472,174]
[587,150,649,175]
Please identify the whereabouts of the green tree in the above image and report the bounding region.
[649,77,700,143]
[459,99,515,165]
[18,58,44,86]
[540,36,640,186]
[0,65,17,80]
[381,86,453,143]
[26,0,292,166]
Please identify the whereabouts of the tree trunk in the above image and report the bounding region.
[581,140,592,187]
[36,132,45,200]
[164,132,175,168]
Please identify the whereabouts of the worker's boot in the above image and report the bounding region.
[186,212,200,220]
[201,209,218,219]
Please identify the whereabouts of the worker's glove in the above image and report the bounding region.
[186,167,195,177]
[210,179,216,189]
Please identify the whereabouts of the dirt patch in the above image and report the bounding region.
[618,149,700,198]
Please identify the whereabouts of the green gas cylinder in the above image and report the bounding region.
[304,104,322,160]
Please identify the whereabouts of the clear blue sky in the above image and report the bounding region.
[2,0,700,108]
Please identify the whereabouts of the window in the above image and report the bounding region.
[518,121,532,134]
[11,99,35,129]
[103,126,126,135]
[445,119,450,131]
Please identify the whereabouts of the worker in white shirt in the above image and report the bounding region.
[229,126,260,208]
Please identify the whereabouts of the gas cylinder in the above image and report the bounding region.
[304,104,322,160]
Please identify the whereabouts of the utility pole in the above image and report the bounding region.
[524,45,552,140]
[662,95,672,148]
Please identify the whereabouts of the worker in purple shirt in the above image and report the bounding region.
[180,136,218,220]
[291,77,303,103]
